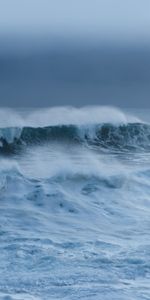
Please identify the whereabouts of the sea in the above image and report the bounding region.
[0,106,150,300]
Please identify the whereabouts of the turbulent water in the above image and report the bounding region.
[0,106,150,300]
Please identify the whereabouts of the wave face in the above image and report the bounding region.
[1,122,150,154]
[1,107,150,300]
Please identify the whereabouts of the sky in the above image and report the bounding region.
[0,0,150,45]
[0,0,150,107]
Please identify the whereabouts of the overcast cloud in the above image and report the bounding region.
[0,0,150,43]
[0,0,150,107]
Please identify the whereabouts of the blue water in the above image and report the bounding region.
[0,106,150,300]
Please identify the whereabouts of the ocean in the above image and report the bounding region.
[0,106,150,300]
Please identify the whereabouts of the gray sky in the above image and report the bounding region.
[0,0,150,107]
[0,0,150,44]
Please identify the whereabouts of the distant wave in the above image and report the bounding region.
[0,122,150,154]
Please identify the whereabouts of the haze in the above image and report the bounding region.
[0,0,150,107]
[0,0,150,44]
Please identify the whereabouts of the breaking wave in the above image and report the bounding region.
[1,107,150,299]
[0,122,150,154]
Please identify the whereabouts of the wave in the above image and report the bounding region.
[1,108,150,300]
[0,122,150,154]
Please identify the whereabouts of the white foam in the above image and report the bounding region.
[0,108,24,128]
[26,106,140,127]
[0,106,141,129]
[0,127,22,143]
